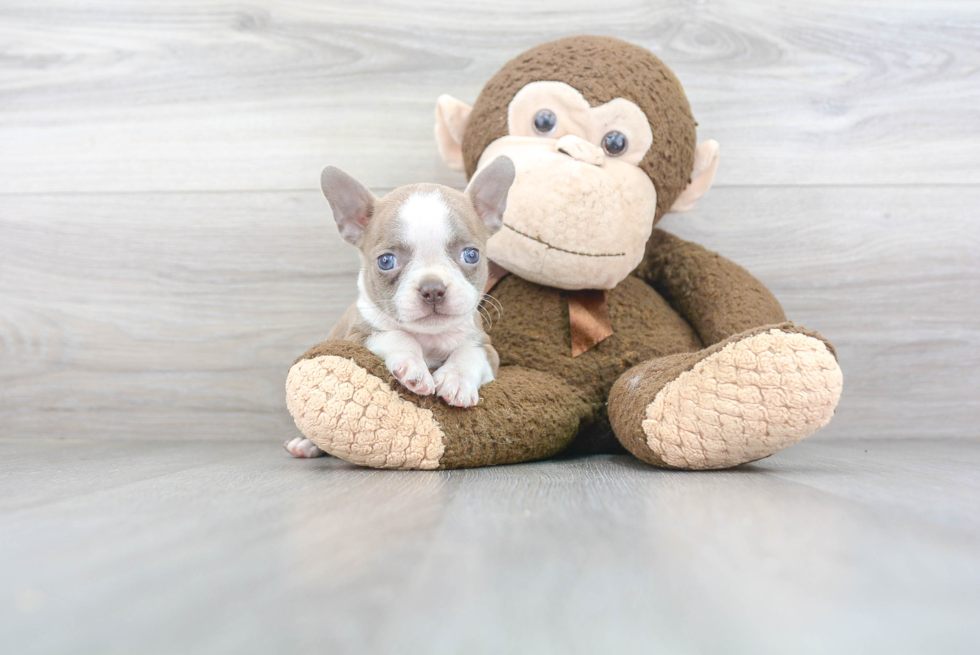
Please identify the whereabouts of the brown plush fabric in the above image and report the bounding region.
[286,37,843,470]
[607,350,702,467]
[486,273,703,406]
[291,232,839,468]
[606,322,829,466]
[293,341,593,468]
[295,340,447,411]
[434,366,594,468]
[462,35,697,220]
[634,229,789,346]
[608,323,840,468]
[295,340,389,378]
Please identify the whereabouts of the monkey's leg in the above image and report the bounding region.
[608,324,842,470]
[286,340,593,470]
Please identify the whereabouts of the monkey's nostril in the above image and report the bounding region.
[554,135,605,166]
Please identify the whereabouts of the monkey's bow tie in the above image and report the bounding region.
[484,261,613,357]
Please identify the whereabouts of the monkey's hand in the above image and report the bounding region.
[634,228,787,346]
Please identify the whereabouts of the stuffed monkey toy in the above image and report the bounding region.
[285,36,843,470]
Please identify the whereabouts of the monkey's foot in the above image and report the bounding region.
[609,325,843,470]
[286,346,445,470]
[286,340,592,470]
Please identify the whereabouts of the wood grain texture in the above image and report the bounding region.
[1,186,976,440]
[1,438,978,654]
[0,0,977,193]
[2,5,977,651]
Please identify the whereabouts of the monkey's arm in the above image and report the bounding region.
[632,228,786,346]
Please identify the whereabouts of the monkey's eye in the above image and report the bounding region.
[533,109,557,136]
[377,253,397,271]
[460,248,480,265]
[602,131,628,156]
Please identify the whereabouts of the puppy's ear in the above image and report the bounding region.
[466,156,515,234]
[320,166,376,245]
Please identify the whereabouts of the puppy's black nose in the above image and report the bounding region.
[419,281,446,305]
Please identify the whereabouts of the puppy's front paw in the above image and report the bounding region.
[284,436,325,458]
[387,355,435,396]
[433,365,481,408]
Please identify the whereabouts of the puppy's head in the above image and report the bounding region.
[321,157,515,333]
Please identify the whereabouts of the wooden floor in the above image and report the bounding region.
[2,438,978,654]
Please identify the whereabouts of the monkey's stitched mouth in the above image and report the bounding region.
[503,223,626,258]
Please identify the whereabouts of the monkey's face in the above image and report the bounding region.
[468,82,657,289]
[434,37,718,291]
[471,82,657,290]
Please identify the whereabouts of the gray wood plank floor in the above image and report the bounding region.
[2,438,978,655]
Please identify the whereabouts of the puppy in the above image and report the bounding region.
[285,157,515,459]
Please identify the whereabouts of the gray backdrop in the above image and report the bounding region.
[1,0,977,441]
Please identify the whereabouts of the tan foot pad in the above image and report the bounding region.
[285,356,445,469]
[644,329,843,469]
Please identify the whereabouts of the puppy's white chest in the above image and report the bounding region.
[413,325,473,368]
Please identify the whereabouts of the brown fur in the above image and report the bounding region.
[484,269,703,406]
[462,35,697,220]
[633,229,790,345]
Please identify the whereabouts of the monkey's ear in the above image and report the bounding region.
[320,166,376,245]
[466,156,515,234]
[670,140,720,213]
[435,95,473,172]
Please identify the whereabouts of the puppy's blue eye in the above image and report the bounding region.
[377,254,396,270]
[461,248,480,265]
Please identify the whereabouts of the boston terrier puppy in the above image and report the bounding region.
[285,157,515,458]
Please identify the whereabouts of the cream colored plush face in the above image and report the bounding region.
[474,81,658,290]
